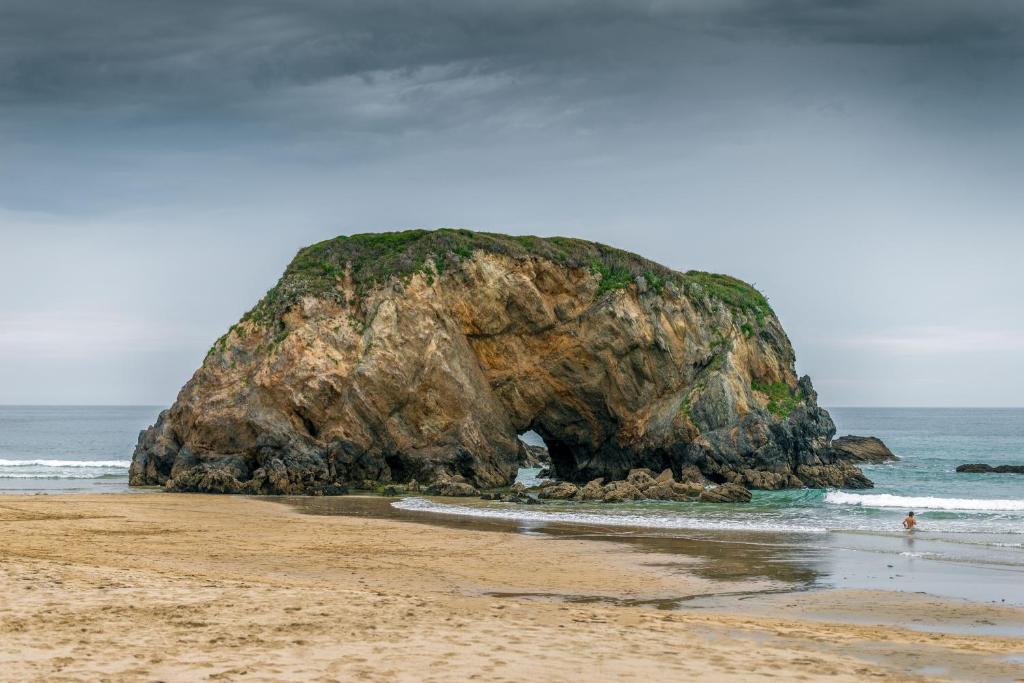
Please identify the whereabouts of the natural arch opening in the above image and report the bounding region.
[515,430,550,470]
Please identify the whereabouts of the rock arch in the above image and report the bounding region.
[130,231,864,494]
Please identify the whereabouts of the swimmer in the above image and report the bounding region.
[902,511,917,531]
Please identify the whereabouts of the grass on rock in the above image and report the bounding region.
[751,380,803,418]
[240,228,774,330]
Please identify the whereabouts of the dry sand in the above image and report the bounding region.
[0,493,1021,682]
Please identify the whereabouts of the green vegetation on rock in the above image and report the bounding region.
[751,379,803,418]
[240,228,775,329]
[683,271,772,326]
[589,260,633,294]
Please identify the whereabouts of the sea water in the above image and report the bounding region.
[0,405,161,493]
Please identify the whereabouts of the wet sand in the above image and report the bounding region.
[0,493,1021,682]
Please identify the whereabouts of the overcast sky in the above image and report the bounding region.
[1,0,1022,406]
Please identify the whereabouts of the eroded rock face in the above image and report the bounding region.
[130,230,873,494]
[829,436,899,463]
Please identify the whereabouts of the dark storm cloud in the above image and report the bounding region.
[720,0,1024,48]
[2,0,1021,117]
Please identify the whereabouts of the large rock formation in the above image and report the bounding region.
[130,229,872,494]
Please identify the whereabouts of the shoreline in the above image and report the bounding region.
[292,493,1024,607]
[1,493,1021,681]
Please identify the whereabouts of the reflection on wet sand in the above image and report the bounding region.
[282,494,1024,607]
[281,494,827,590]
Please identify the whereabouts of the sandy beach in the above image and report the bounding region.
[0,493,1021,682]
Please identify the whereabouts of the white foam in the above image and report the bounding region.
[825,491,1024,512]
[0,459,130,468]
[391,497,826,534]
[0,473,123,479]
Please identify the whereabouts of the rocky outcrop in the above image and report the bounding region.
[531,468,748,503]
[130,229,874,494]
[424,475,480,496]
[956,464,1024,474]
[829,436,898,463]
[698,483,753,503]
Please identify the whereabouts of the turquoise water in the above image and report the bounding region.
[398,408,1024,538]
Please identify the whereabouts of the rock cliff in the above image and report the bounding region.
[130,229,872,494]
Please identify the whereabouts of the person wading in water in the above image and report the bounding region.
[902,511,917,531]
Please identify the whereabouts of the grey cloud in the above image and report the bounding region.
[4,1,1021,114]
[2,1,1023,404]
[720,0,1024,48]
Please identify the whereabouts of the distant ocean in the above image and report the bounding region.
[0,406,161,493]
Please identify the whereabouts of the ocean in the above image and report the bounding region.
[0,405,161,493]
[3,405,1022,602]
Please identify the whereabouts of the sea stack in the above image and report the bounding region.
[130,229,872,494]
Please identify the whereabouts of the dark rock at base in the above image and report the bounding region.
[956,463,1024,474]
[829,436,899,463]
[536,467,554,479]
[311,483,349,496]
[165,466,243,494]
[699,483,752,503]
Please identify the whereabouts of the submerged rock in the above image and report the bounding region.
[130,229,874,494]
[956,463,1024,474]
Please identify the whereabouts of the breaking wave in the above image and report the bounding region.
[391,497,826,534]
[0,459,131,480]
[825,491,1024,512]
[0,459,131,468]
